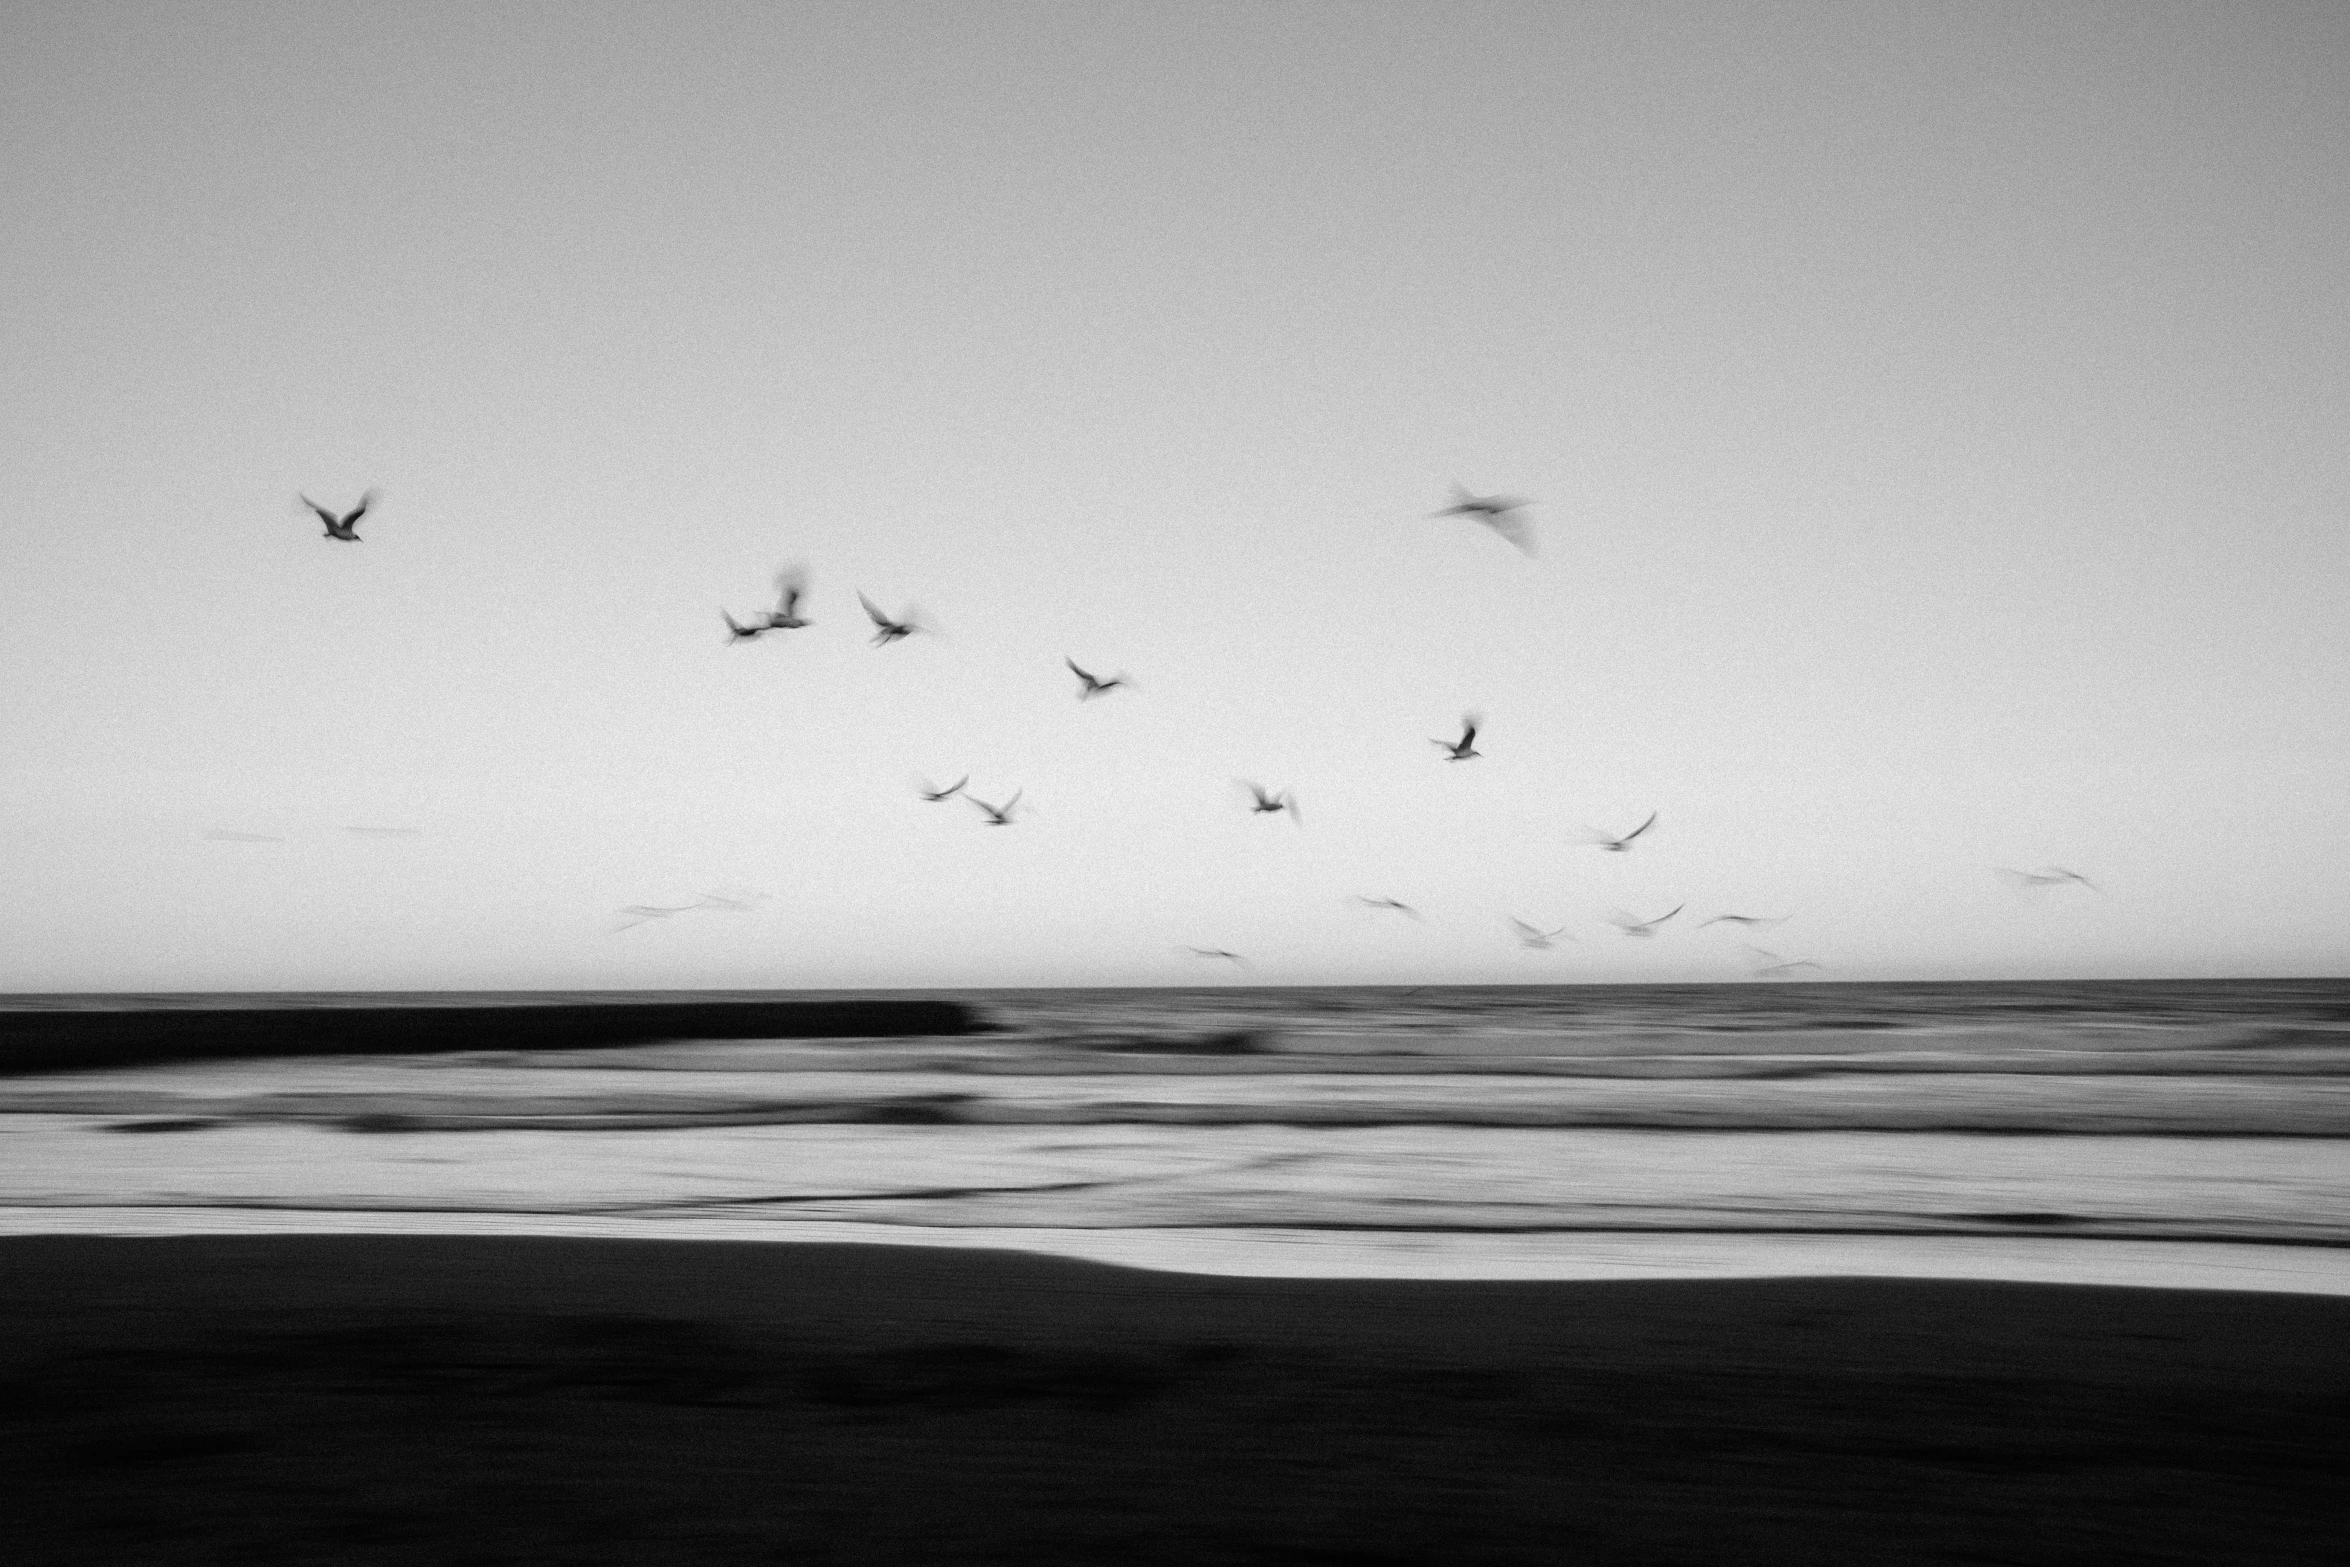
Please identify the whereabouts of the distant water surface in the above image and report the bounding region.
[6,980,2347,1275]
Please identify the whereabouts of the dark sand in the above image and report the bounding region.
[4,1238,2346,1565]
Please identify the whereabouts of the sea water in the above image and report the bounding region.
[5,980,2348,1288]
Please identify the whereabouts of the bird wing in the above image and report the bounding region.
[1001,790,1022,814]
[299,494,333,524]
[1623,812,1658,841]
[1066,657,1093,682]
[1653,904,1684,924]
[858,592,889,626]
[1460,716,1479,747]
[343,490,377,525]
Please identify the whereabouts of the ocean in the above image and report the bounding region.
[6,980,2348,1287]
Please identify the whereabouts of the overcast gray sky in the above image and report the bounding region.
[4,1,2345,991]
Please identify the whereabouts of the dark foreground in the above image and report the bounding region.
[3,1238,2346,1565]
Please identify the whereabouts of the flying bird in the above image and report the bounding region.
[967,789,1022,826]
[1744,946,1823,978]
[765,569,813,630]
[1430,483,1535,554]
[1351,896,1421,920]
[1607,904,1684,938]
[858,593,922,646]
[1432,713,1483,762]
[1509,917,1573,949]
[1183,947,1250,967]
[1996,867,2100,893]
[1240,781,1301,825]
[1066,658,1130,700]
[1585,813,1658,853]
[612,890,764,932]
[916,775,968,803]
[1700,913,1788,930]
[721,609,768,643]
[301,491,376,542]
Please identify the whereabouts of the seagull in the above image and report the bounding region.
[1585,813,1658,853]
[1183,947,1249,967]
[1432,713,1483,762]
[721,609,768,643]
[612,890,764,932]
[858,593,921,646]
[916,775,968,803]
[301,491,376,542]
[1240,781,1301,825]
[1607,904,1684,938]
[1430,483,1535,554]
[1351,896,1421,920]
[1700,913,1788,930]
[1509,917,1573,949]
[1996,867,2100,893]
[765,569,813,630]
[1066,658,1130,700]
[1745,946,1823,978]
[967,789,1022,826]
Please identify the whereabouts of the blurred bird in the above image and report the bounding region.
[1745,946,1823,977]
[967,789,1022,826]
[765,569,813,630]
[1352,896,1421,920]
[1241,781,1302,825]
[858,592,923,646]
[301,491,376,542]
[1996,867,2100,893]
[612,890,764,932]
[916,775,968,803]
[1509,917,1573,949]
[1700,913,1787,930]
[1585,813,1658,853]
[1432,713,1483,762]
[1183,947,1249,967]
[1431,483,1535,554]
[721,609,768,643]
[1066,658,1130,700]
[1607,904,1684,937]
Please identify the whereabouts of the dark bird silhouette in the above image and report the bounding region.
[765,569,813,630]
[301,491,376,542]
[917,775,968,803]
[967,789,1022,826]
[1607,904,1683,938]
[1241,781,1301,826]
[858,593,922,646]
[1745,946,1823,977]
[1996,867,2100,893]
[1430,483,1534,554]
[1585,812,1658,853]
[1183,946,1249,966]
[1700,913,1788,930]
[721,609,768,643]
[1509,917,1573,949]
[1352,896,1421,920]
[1432,713,1483,762]
[1066,658,1130,700]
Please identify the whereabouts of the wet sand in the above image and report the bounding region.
[4,1236,2346,1565]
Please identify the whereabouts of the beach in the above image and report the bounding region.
[5,1234,2347,1565]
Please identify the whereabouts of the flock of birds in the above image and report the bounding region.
[294,484,2098,979]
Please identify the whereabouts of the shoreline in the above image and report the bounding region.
[8,1208,2350,1293]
